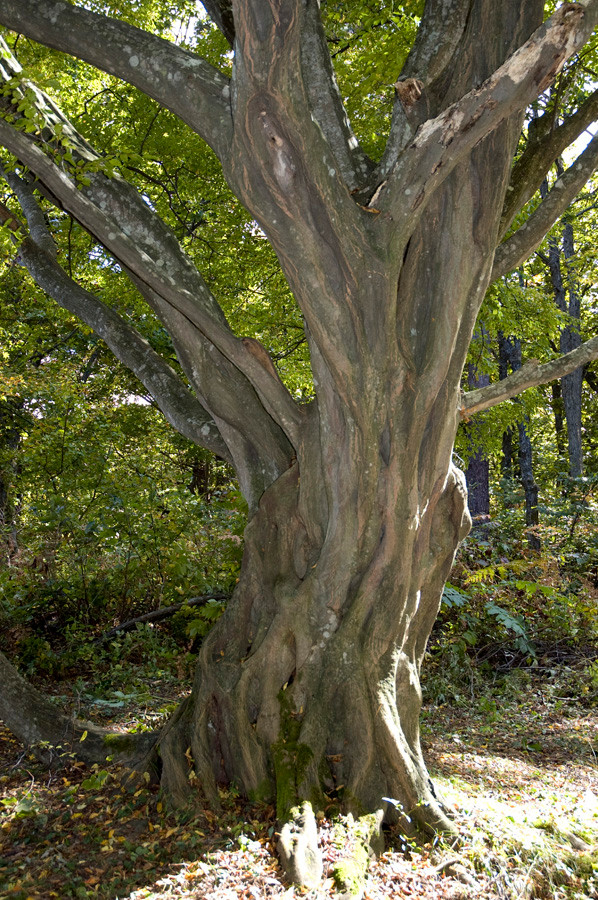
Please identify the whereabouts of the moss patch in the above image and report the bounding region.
[272,688,313,821]
[248,777,274,804]
[102,732,138,752]
[332,842,369,895]
[330,811,383,897]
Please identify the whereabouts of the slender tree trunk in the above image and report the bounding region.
[499,333,540,548]
[541,175,584,479]
[551,381,566,457]
[501,427,515,477]
[498,335,515,478]
[517,420,540,549]
[465,448,490,520]
[0,398,22,562]
[465,362,491,523]
[560,222,583,478]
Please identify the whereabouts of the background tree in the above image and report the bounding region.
[0,1,598,868]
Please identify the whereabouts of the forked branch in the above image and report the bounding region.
[500,86,598,237]
[0,120,303,444]
[380,1,598,227]
[376,0,471,177]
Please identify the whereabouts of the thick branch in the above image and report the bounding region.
[0,166,57,258]
[460,335,598,417]
[201,0,235,46]
[0,49,297,502]
[11,231,232,460]
[379,1,598,228]
[402,0,472,85]
[300,0,374,190]
[500,87,598,236]
[204,0,373,189]
[227,0,378,409]
[492,131,598,280]
[376,0,471,179]
[0,175,228,457]
[0,120,303,446]
[0,0,233,159]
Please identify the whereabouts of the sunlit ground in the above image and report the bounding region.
[1,683,597,899]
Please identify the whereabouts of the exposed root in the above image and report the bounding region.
[331,810,384,899]
[0,649,158,770]
[277,801,323,889]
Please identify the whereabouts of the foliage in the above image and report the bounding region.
[425,498,598,709]
[323,1,421,159]
[0,269,244,674]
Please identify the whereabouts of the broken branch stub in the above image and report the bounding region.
[277,801,323,889]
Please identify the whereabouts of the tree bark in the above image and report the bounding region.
[551,381,566,458]
[560,223,583,479]
[464,362,491,522]
[466,449,490,521]
[156,448,470,832]
[518,420,541,550]
[499,334,540,549]
[0,397,22,561]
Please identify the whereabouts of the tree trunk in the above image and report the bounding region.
[498,334,516,478]
[0,397,22,562]
[501,427,515,478]
[157,438,470,833]
[465,448,490,520]
[541,176,584,479]
[465,362,491,522]
[560,222,583,479]
[517,419,541,549]
[499,333,540,548]
[551,381,566,458]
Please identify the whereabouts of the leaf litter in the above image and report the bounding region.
[1,674,597,899]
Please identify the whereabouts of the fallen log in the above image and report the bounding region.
[93,592,230,646]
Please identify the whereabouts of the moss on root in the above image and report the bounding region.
[102,732,137,752]
[331,811,385,898]
[272,688,314,821]
[247,778,273,803]
[332,842,369,896]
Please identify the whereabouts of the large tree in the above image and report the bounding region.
[1,0,598,857]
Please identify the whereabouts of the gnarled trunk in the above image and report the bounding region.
[151,1,544,830]
[158,402,470,832]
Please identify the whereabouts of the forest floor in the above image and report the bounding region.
[0,671,597,900]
